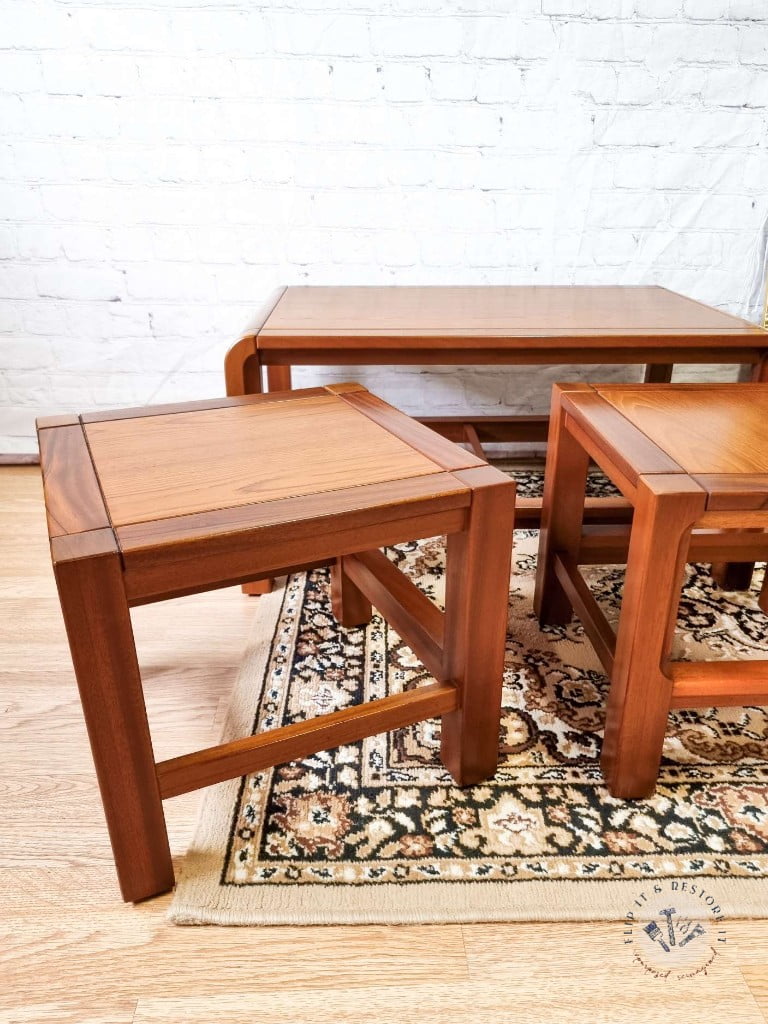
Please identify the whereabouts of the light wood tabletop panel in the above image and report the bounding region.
[257,285,766,349]
[597,384,768,476]
[84,392,442,527]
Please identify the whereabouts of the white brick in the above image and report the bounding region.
[1,6,75,49]
[635,0,683,16]
[589,192,667,227]
[40,185,118,223]
[93,56,141,97]
[60,142,111,182]
[0,95,27,134]
[124,262,217,301]
[75,8,171,53]
[329,229,376,264]
[702,67,768,106]
[615,67,659,105]
[730,1,768,18]
[16,225,62,260]
[740,25,768,64]
[382,149,433,186]
[743,151,768,190]
[269,13,369,57]
[41,54,93,95]
[0,338,52,370]
[651,23,740,66]
[380,63,430,102]
[682,0,729,17]
[0,184,43,220]
[294,149,387,188]
[419,231,466,266]
[475,64,524,103]
[613,151,656,188]
[653,152,740,190]
[596,109,680,146]
[0,266,37,299]
[371,17,463,58]
[0,52,42,92]
[21,301,67,336]
[559,22,653,62]
[60,226,111,262]
[428,62,477,101]
[466,19,556,60]
[413,104,501,147]
[668,193,760,229]
[375,230,419,265]
[0,225,17,259]
[23,95,120,140]
[541,0,588,14]
[575,65,618,105]
[107,226,153,262]
[330,62,381,102]
[186,227,236,264]
[36,265,126,301]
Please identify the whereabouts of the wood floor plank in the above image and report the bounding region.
[1,1002,138,1024]
[131,975,765,1024]
[741,966,768,1023]
[729,921,768,963]
[0,917,467,1008]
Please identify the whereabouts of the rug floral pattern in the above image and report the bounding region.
[222,472,768,891]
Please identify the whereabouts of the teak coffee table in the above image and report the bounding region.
[534,382,768,799]
[225,285,768,532]
[38,383,515,901]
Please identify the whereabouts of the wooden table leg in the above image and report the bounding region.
[331,556,373,627]
[267,366,292,392]
[440,467,515,786]
[53,537,174,902]
[644,363,673,383]
[534,386,590,625]
[601,476,706,799]
[224,336,263,398]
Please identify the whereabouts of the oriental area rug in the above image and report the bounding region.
[170,472,768,926]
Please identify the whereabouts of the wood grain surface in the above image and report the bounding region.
[36,423,110,538]
[258,285,766,348]
[597,384,768,475]
[2,467,767,1024]
[84,392,441,527]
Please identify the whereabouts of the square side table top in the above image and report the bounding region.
[255,286,766,351]
[562,382,768,510]
[84,392,439,527]
[37,383,483,545]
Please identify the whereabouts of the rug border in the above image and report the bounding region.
[169,574,768,926]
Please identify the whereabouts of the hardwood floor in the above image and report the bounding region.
[1,466,766,1024]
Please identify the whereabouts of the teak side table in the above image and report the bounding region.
[534,381,768,799]
[38,383,515,902]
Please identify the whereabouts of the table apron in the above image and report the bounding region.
[258,347,764,367]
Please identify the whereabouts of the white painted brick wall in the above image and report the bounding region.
[2,0,768,452]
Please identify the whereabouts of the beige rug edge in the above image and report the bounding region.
[169,575,768,926]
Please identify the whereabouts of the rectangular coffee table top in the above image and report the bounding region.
[255,286,766,353]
